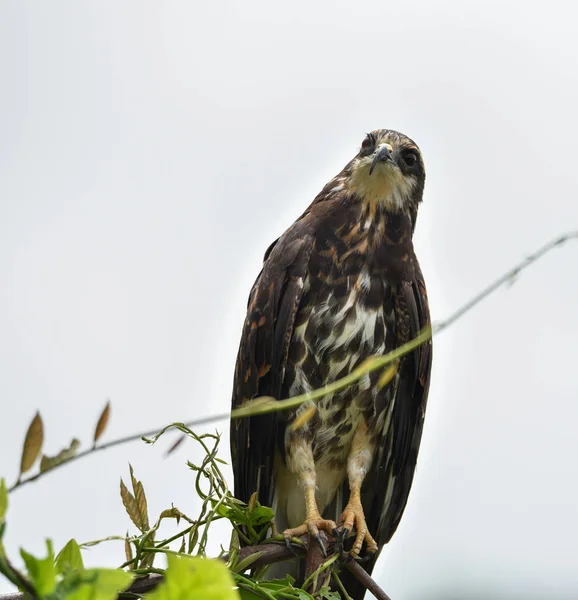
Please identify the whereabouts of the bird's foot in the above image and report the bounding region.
[336,498,378,558]
[283,515,337,558]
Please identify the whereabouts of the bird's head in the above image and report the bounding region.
[344,129,425,213]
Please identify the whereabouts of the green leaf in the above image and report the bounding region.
[248,504,274,526]
[63,568,133,600]
[0,478,7,522]
[20,540,57,596]
[147,554,239,600]
[0,523,6,558]
[56,539,84,573]
[254,577,314,599]
[231,551,264,574]
[237,578,314,600]
[238,590,262,600]
[316,587,341,600]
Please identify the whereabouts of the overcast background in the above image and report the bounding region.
[1,1,578,598]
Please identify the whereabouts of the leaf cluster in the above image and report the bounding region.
[1,419,343,600]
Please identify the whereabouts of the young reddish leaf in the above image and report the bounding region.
[124,534,134,570]
[129,465,150,532]
[93,401,111,445]
[120,479,143,532]
[19,412,44,476]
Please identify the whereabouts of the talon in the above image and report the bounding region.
[284,535,299,556]
[283,516,336,556]
[333,527,345,555]
[354,551,375,564]
[314,533,327,558]
[338,496,378,557]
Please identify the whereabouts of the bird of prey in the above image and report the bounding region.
[230,129,432,598]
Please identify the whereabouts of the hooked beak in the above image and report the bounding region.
[369,145,394,175]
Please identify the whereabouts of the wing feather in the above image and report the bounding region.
[372,260,432,543]
[337,260,432,599]
[230,228,315,506]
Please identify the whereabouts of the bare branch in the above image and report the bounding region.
[344,559,392,600]
[434,230,578,333]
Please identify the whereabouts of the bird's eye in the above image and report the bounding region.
[361,136,374,151]
[402,150,418,166]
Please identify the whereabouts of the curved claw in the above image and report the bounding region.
[314,533,328,558]
[338,498,378,557]
[283,535,300,556]
[353,550,376,564]
[283,517,336,558]
[333,526,352,558]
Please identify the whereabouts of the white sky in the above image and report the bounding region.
[1,1,578,598]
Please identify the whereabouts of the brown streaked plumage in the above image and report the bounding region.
[230,129,432,598]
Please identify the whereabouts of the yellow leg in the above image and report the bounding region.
[339,482,378,556]
[339,421,378,557]
[283,483,337,542]
[282,437,336,547]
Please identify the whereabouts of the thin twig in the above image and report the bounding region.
[433,230,578,333]
[0,556,38,600]
[345,559,392,600]
[8,230,577,494]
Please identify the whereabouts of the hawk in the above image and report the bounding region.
[230,129,432,598]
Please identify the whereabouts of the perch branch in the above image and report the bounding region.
[227,536,392,600]
[1,537,390,600]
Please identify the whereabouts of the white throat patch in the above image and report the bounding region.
[347,160,416,211]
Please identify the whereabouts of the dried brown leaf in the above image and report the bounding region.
[20,412,44,476]
[93,401,111,445]
[248,492,258,514]
[124,534,134,570]
[40,439,80,473]
[159,507,181,524]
